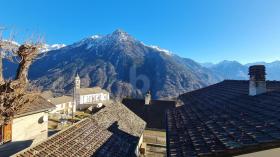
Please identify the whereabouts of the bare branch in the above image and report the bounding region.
[0,28,44,124]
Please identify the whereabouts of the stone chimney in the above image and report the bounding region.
[249,65,267,96]
[145,91,151,105]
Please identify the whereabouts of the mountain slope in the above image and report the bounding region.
[210,60,248,80]
[25,30,220,99]
[204,60,280,80]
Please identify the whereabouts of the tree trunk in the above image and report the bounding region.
[15,44,39,87]
[16,58,32,85]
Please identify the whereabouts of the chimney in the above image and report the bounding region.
[249,65,267,96]
[145,91,151,105]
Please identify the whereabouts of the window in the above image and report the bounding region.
[87,96,91,103]
[97,95,100,101]
[93,95,97,101]
[57,104,61,109]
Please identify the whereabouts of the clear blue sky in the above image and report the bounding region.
[1,0,280,64]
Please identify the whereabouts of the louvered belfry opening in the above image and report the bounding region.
[249,65,267,96]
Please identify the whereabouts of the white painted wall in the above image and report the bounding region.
[50,102,75,114]
[12,112,48,144]
[135,133,144,156]
[79,93,109,104]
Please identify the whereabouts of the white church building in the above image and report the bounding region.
[74,74,110,110]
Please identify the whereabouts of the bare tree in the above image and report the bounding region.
[0,29,43,124]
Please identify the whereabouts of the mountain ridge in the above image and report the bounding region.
[201,60,280,80]
[25,30,220,99]
[4,30,279,99]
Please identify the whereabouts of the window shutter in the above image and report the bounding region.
[3,123,12,142]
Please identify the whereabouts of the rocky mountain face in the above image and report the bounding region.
[3,58,17,79]
[208,60,248,80]
[2,30,220,99]
[204,60,280,80]
[4,31,280,99]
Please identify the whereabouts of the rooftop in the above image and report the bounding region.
[14,101,146,157]
[76,87,109,95]
[48,95,72,105]
[122,98,176,130]
[14,94,55,118]
[167,80,280,157]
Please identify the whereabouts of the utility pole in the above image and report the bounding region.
[72,82,75,124]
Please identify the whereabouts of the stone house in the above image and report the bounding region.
[0,95,55,156]
[48,95,76,115]
[122,91,176,130]
[166,65,280,157]
[14,101,146,157]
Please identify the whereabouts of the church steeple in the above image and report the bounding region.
[75,74,80,89]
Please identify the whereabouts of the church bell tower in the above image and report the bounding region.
[75,74,81,89]
[73,74,80,112]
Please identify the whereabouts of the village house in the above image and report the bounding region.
[166,65,280,157]
[0,95,55,156]
[40,75,110,117]
[122,91,176,156]
[48,95,75,115]
[74,74,110,110]
[14,100,146,157]
[122,91,176,130]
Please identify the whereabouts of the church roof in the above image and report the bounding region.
[77,87,109,95]
[14,101,146,157]
[167,80,280,157]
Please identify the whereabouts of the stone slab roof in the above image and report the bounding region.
[15,94,55,117]
[92,101,146,137]
[13,118,111,157]
[48,95,73,105]
[77,87,109,95]
[167,80,280,157]
[122,98,176,130]
[14,101,146,157]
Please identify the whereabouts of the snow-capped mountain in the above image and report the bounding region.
[24,29,220,99]
[71,29,173,57]
[40,44,66,52]
[149,45,172,55]
[0,39,65,53]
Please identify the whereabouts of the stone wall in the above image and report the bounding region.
[12,112,48,144]
[135,133,144,156]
